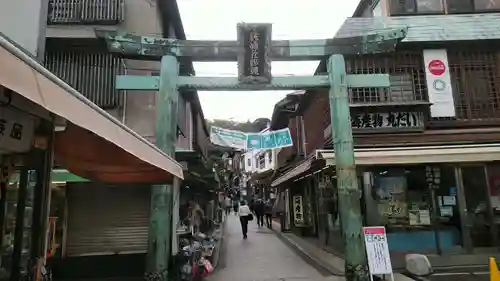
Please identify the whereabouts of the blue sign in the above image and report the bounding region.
[246,134,262,150]
[246,128,293,150]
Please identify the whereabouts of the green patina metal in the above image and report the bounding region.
[99,28,407,61]
[105,23,407,281]
[116,74,391,91]
[145,55,179,281]
[328,54,369,281]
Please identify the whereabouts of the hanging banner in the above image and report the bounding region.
[210,126,247,149]
[363,226,393,276]
[210,126,293,150]
[423,49,455,118]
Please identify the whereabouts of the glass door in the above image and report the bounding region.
[458,165,497,251]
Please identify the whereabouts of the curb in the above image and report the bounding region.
[270,224,345,277]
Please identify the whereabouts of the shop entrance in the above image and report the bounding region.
[456,164,500,252]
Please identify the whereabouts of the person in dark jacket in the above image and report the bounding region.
[264,199,273,229]
[253,198,265,227]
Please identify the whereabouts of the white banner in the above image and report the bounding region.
[0,107,36,154]
[423,49,456,118]
[363,226,393,275]
[210,126,247,149]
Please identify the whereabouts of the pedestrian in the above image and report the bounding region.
[238,200,252,239]
[224,196,232,216]
[233,200,239,214]
[264,199,273,229]
[254,198,265,227]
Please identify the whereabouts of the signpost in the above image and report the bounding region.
[210,126,247,149]
[363,226,394,281]
[209,126,293,150]
[103,22,407,281]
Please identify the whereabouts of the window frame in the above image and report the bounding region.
[389,0,445,15]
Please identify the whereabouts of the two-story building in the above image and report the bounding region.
[1,0,211,278]
[0,0,186,279]
[271,0,500,269]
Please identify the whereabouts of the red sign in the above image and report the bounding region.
[363,226,385,235]
[428,60,446,76]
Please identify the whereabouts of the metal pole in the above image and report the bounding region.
[327,54,369,281]
[145,54,179,281]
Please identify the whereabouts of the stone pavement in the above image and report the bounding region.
[208,214,341,281]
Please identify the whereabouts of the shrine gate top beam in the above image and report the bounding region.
[99,28,407,62]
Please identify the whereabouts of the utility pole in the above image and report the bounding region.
[101,23,407,281]
[328,54,368,281]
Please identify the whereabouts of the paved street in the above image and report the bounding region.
[209,214,339,281]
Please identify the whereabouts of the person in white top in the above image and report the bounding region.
[238,200,252,239]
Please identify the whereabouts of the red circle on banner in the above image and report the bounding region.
[428,60,446,76]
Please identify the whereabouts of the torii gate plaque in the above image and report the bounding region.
[101,23,407,281]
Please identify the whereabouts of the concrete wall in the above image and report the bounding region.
[0,0,48,59]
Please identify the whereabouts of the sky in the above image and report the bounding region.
[177,0,360,122]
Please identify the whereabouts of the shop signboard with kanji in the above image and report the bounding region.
[351,111,424,132]
[363,226,394,281]
[293,195,304,226]
[0,107,36,154]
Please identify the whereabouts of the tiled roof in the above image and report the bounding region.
[335,13,500,42]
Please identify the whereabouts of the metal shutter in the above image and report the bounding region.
[66,183,150,256]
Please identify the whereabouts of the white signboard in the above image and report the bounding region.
[0,107,36,154]
[363,226,393,277]
[210,126,247,149]
[423,49,456,118]
[293,195,304,225]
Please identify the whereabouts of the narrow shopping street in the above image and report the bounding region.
[210,215,337,281]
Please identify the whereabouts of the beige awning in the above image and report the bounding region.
[0,33,183,184]
[317,143,500,166]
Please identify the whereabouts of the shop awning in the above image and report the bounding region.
[0,33,183,184]
[317,143,500,166]
[271,156,315,187]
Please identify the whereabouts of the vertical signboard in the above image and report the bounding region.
[237,23,272,83]
[363,226,394,281]
[293,195,304,226]
[423,49,455,118]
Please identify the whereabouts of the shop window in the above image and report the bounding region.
[366,165,462,253]
[389,0,444,15]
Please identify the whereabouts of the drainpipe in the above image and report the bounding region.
[300,116,307,159]
[121,60,128,124]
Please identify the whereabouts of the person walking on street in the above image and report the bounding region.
[232,200,239,215]
[264,199,273,229]
[254,198,265,227]
[238,200,252,239]
[224,196,232,216]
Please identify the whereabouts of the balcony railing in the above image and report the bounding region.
[44,50,125,109]
[48,0,124,24]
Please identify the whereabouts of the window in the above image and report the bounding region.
[247,158,251,167]
[390,0,443,15]
[267,152,272,164]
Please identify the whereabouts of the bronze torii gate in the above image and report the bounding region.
[101,24,407,281]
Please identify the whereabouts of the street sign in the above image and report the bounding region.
[363,226,394,281]
[246,128,293,150]
[210,126,247,149]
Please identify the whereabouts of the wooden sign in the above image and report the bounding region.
[237,23,272,83]
[351,111,424,132]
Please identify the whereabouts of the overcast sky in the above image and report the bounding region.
[177,0,360,122]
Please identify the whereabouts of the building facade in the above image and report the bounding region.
[271,0,500,269]
[1,0,209,279]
